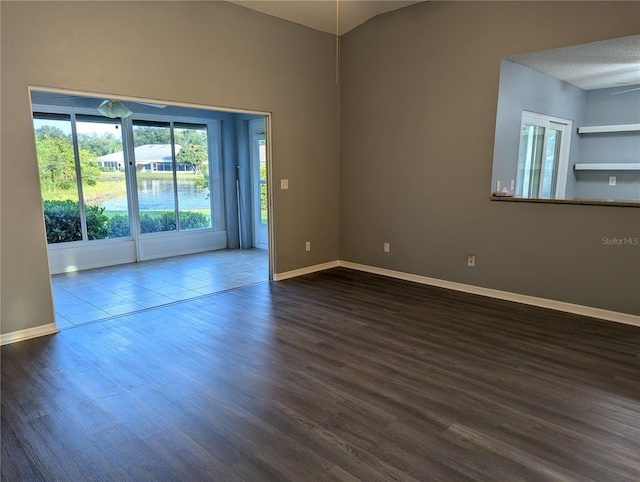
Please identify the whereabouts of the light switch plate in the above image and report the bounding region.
[281,179,289,189]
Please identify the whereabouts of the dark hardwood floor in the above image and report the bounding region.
[2,268,639,481]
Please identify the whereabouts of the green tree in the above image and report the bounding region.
[36,135,77,191]
[174,128,207,148]
[36,131,101,191]
[195,162,209,191]
[78,132,121,157]
[35,125,69,142]
[79,152,102,186]
[133,126,171,147]
[176,144,207,172]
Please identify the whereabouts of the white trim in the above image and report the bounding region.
[48,239,137,274]
[338,261,640,328]
[1,324,60,346]
[577,124,640,134]
[5,261,638,345]
[574,163,640,171]
[274,261,339,281]
[517,111,572,200]
[29,85,270,117]
[138,230,227,261]
[265,114,275,281]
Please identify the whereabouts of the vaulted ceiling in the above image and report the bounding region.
[226,0,425,36]
[227,1,639,91]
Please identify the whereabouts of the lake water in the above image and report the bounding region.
[102,179,210,212]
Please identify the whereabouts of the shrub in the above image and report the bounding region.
[139,211,210,233]
[43,200,111,242]
[43,200,82,243]
[140,213,162,234]
[139,212,176,233]
[85,205,109,240]
[108,214,131,238]
[179,211,210,230]
[43,203,211,241]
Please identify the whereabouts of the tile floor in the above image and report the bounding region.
[51,249,269,328]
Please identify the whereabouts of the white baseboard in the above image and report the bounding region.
[4,261,636,346]
[338,261,640,328]
[274,261,340,281]
[0,323,60,346]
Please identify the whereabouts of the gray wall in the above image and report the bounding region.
[3,1,640,338]
[340,1,640,315]
[1,1,340,335]
[576,86,640,201]
[491,59,586,199]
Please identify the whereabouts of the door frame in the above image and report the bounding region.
[516,111,573,200]
[249,118,268,250]
[29,85,275,280]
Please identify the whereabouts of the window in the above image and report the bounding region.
[132,121,212,234]
[34,113,214,243]
[516,112,572,199]
[34,113,130,243]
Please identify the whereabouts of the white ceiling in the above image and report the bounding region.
[226,0,425,36]
[508,35,640,91]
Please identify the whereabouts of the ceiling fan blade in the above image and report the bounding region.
[136,102,167,108]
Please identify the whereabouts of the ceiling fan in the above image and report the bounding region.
[97,99,167,118]
[41,93,168,118]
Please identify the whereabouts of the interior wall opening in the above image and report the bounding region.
[30,88,273,327]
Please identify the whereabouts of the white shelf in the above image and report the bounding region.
[574,163,640,171]
[577,124,640,134]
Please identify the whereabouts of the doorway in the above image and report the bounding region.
[250,119,268,250]
[31,88,273,324]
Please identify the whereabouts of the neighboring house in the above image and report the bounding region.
[98,144,187,172]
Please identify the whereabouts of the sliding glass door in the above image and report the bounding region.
[33,110,223,273]
[34,113,131,243]
[77,116,130,239]
[516,112,572,199]
[175,123,211,230]
[249,119,268,250]
[132,121,212,234]
[132,121,177,233]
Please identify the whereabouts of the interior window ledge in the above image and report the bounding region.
[490,196,640,208]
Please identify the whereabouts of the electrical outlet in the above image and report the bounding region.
[467,254,476,267]
[383,243,390,253]
[609,176,616,186]
[305,241,311,251]
[281,179,289,189]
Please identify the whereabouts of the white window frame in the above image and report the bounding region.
[516,111,572,199]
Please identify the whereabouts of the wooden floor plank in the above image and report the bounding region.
[2,268,639,481]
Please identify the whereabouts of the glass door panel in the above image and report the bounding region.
[132,122,177,234]
[516,124,545,198]
[250,118,268,250]
[76,116,130,240]
[174,124,212,230]
[541,128,562,199]
[259,139,268,225]
[33,114,83,244]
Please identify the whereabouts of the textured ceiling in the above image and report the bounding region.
[508,35,640,91]
[226,0,425,36]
